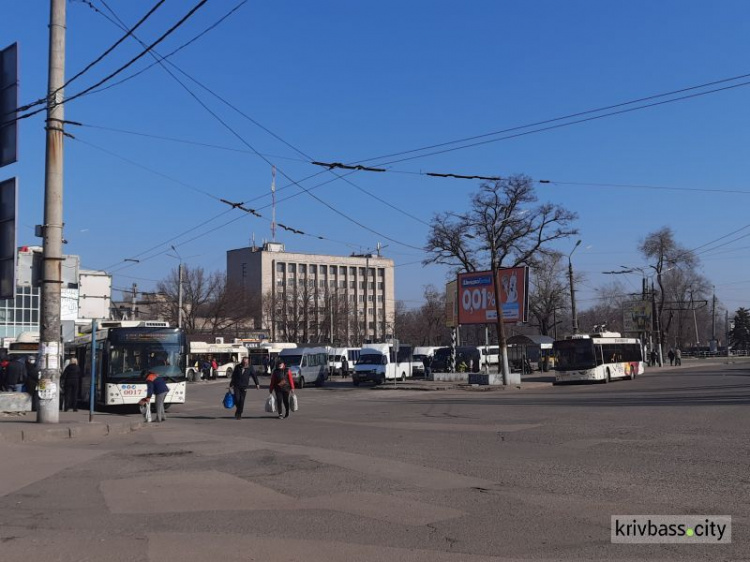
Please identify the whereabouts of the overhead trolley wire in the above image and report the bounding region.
[87,4,429,249]
[351,71,750,166]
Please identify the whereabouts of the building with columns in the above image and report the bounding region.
[226,242,395,345]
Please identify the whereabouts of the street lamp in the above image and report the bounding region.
[568,240,582,334]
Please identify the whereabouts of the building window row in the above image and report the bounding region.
[276,262,387,280]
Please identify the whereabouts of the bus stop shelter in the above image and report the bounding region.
[507,334,555,372]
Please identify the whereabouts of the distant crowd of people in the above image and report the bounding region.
[647,347,682,366]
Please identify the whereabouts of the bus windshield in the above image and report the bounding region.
[281,354,302,367]
[357,353,386,365]
[554,340,597,370]
[108,343,184,382]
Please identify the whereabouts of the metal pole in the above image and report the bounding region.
[711,286,716,351]
[484,325,490,374]
[89,320,96,422]
[177,263,183,329]
[652,281,663,366]
[38,0,66,424]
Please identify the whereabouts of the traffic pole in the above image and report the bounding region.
[38,0,66,424]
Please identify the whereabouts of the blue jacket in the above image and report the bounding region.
[146,376,169,398]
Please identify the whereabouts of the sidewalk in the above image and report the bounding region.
[0,409,143,444]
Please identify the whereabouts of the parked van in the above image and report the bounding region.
[278,346,328,388]
[412,346,441,376]
[353,343,410,386]
[328,347,358,377]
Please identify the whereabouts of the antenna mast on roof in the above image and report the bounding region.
[271,166,276,242]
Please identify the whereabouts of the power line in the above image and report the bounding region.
[6,0,167,116]
[3,0,211,125]
[373,78,750,166]
[540,179,750,196]
[89,0,248,96]
[352,71,750,166]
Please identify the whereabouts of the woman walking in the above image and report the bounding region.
[269,361,295,419]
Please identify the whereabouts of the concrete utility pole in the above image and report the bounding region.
[568,240,582,334]
[170,246,184,329]
[38,0,67,424]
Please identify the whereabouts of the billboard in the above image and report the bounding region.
[457,266,529,325]
[623,301,652,333]
[0,43,19,168]
[0,177,16,299]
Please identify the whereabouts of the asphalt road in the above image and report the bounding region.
[0,362,747,561]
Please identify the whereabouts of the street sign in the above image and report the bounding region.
[623,301,652,333]
[0,177,16,299]
[0,42,19,168]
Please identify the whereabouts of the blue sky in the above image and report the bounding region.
[2,0,750,313]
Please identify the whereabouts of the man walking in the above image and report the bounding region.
[229,357,260,420]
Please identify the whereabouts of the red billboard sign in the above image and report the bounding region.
[457,266,529,325]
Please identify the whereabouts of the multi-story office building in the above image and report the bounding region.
[227,242,395,345]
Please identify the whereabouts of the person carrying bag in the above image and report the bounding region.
[229,357,260,420]
[269,361,295,419]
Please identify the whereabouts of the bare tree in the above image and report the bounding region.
[156,265,223,334]
[425,175,578,382]
[576,281,628,334]
[528,252,569,336]
[638,227,698,359]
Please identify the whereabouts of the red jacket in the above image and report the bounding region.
[269,368,295,391]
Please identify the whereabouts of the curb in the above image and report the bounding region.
[1,419,144,444]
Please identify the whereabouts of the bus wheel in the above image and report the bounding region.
[225,368,233,380]
[605,368,611,383]
[298,377,305,389]
[400,372,406,382]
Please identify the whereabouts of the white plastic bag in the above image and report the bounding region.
[140,400,152,423]
[265,394,276,413]
[290,393,299,412]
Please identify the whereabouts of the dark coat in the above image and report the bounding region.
[231,366,259,389]
[5,359,26,386]
[146,376,169,398]
[61,363,82,386]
